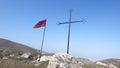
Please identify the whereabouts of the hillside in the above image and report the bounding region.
[99,58,120,68]
[0,38,38,54]
[0,38,120,68]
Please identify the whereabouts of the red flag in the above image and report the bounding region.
[33,19,46,28]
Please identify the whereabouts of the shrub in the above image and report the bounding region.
[82,64,110,68]
[0,52,3,58]
[36,60,49,68]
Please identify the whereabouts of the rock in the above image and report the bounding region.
[21,53,31,58]
[96,61,117,68]
[96,61,108,66]
[2,57,8,60]
[39,53,83,68]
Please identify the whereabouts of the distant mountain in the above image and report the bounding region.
[0,38,38,54]
[99,58,120,68]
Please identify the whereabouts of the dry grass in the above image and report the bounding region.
[0,58,49,68]
[0,59,35,68]
[36,61,49,68]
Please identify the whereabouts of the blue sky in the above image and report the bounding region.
[0,0,120,61]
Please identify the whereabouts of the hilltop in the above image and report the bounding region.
[0,38,120,68]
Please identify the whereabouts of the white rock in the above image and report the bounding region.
[21,53,31,58]
[96,61,108,66]
[96,61,117,68]
[40,56,58,62]
[109,64,117,68]
[39,53,83,68]
[2,57,8,60]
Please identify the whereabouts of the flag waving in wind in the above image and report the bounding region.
[33,19,46,28]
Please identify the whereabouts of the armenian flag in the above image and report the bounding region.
[33,19,46,28]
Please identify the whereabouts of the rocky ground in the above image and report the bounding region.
[0,38,120,68]
[0,53,119,68]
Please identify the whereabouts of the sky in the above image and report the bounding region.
[0,0,120,61]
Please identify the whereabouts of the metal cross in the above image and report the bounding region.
[58,9,85,54]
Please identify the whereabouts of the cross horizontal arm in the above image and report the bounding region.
[58,20,85,25]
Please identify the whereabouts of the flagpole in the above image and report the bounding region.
[39,25,46,58]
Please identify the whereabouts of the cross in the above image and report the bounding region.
[58,9,85,54]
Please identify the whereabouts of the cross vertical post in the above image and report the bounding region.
[67,9,72,54]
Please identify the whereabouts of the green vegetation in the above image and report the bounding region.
[3,50,11,56]
[0,49,11,58]
[36,60,49,68]
[15,51,23,56]
[0,50,3,58]
[0,49,24,58]
[0,53,3,58]
[82,64,110,68]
